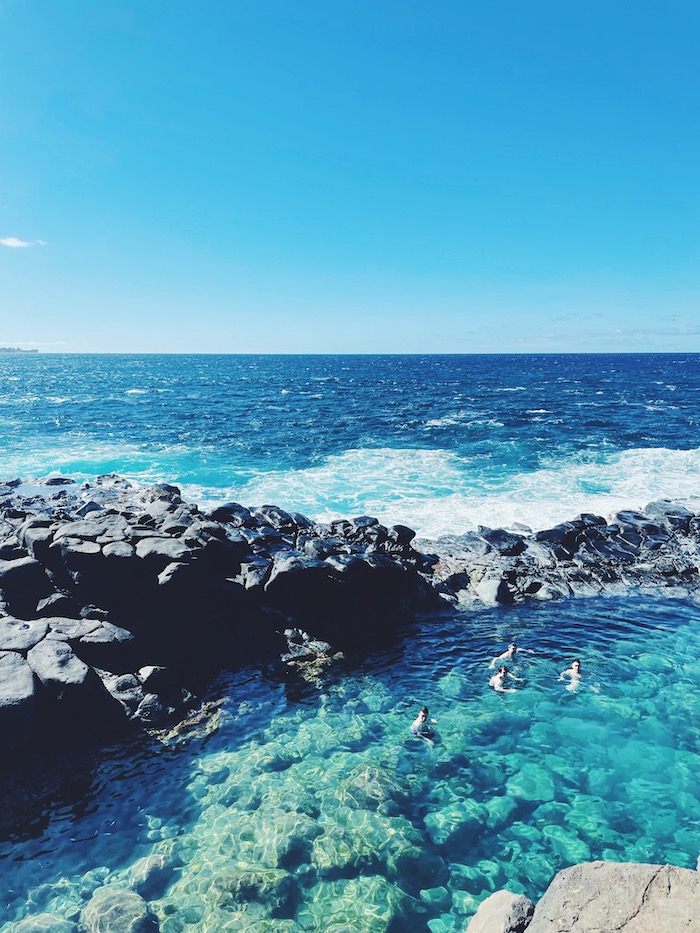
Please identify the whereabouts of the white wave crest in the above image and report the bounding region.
[221,446,700,538]
[4,439,699,541]
[424,411,474,428]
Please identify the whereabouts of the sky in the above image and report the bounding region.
[1,0,698,353]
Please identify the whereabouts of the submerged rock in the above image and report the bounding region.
[296,875,417,932]
[128,852,180,900]
[210,867,299,915]
[10,914,76,933]
[424,798,488,850]
[336,764,409,814]
[505,763,555,804]
[80,886,158,933]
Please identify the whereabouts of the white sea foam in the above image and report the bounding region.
[219,445,700,539]
[423,415,505,430]
[125,388,148,395]
[4,438,699,541]
[424,411,474,428]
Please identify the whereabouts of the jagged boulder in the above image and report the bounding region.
[0,555,53,616]
[26,638,124,731]
[264,552,336,621]
[73,621,137,671]
[0,616,48,651]
[207,500,256,526]
[644,499,695,531]
[35,592,81,618]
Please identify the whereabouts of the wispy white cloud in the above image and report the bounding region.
[0,237,46,248]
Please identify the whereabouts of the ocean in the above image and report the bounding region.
[1,353,699,931]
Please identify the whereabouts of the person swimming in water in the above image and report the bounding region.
[489,641,533,668]
[410,706,437,742]
[489,665,521,693]
[559,658,582,691]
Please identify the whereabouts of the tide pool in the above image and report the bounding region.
[2,594,699,931]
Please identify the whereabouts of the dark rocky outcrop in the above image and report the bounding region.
[471,861,700,932]
[2,474,700,754]
[0,649,37,748]
[420,498,700,607]
[0,476,435,751]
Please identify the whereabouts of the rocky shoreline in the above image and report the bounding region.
[422,496,700,606]
[467,860,700,932]
[0,473,436,751]
[1,473,700,752]
[3,474,700,932]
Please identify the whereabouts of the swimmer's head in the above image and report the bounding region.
[572,659,581,673]
[499,665,508,675]
[508,642,517,651]
[419,706,429,719]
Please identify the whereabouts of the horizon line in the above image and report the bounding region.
[3,350,700,358]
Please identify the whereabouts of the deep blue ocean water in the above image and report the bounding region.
[1,353,699,931]
[2,353,699,536]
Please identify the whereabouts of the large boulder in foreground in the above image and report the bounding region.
[466,890,534,932]
[525,861,700,932]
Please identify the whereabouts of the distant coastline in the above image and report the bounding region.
[0,346,38,353]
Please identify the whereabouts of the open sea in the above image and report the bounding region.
[1,353,700,931]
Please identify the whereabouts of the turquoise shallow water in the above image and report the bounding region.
[2,594,700,931]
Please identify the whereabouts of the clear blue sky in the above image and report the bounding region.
[1,0,698,353]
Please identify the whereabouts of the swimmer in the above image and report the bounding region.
[559,658,582,691]
[489,641,533,668]
[489,665,521,693]
[410,706,437,743]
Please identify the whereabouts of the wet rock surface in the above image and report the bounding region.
[2,473,700,752]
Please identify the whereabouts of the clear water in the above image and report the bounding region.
[2,596,700,931]
[1,353,700,929]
